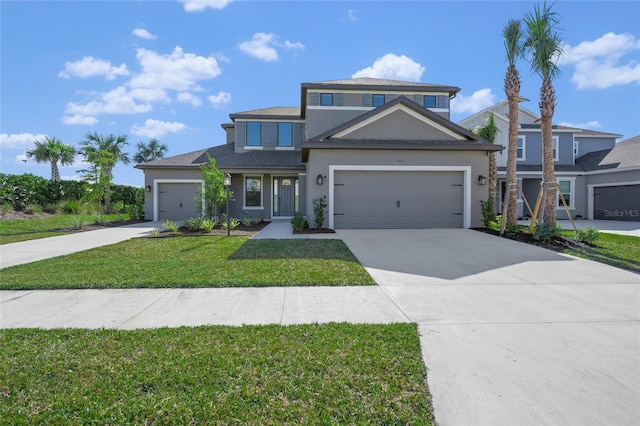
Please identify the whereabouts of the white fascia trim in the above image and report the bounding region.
[519,128,576,133]
[307,106,372,111]
[244,146,263,150]
[236,118,305,123]
[152,179,204,221]
[584,165,640,175]
[587,180,640,219]
[332,104,462,140]
[306,89,450,97]
[275,146,295,150]
[328,165,472,229]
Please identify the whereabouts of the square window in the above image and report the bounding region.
[372,94,385,107]
[437,95,449,108]
[320,93,333,106]
[245,177,262,207]
[246,122,261,146]
[278,123,293,147]
[423,95,436,108]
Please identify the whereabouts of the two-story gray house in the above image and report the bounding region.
[136,78,502,228]
[458,101,639,221]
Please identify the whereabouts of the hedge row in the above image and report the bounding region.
[0,173,143,212]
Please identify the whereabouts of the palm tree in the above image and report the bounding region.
[25,136,76,181]
[523,2,564,225]
[80,132,130,211]
[133,139,168,164]
[475,112,501,212]
[502,19,525,226]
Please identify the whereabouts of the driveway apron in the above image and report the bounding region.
[338,228,640,426]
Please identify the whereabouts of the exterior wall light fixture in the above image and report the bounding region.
[145,185,152,192]
[478,175,487,185]
[316,174,325,185]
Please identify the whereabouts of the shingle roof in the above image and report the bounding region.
[576,135,640,171]
[135,143,304,170]
[229,107,301,119]
[301,77,459,94]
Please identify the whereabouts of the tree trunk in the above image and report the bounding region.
[489,152,498,213]
[505,72,520,225]
[540,77,556,225]
[51,161,60,181]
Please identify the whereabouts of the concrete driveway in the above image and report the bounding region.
[338,229,640,426]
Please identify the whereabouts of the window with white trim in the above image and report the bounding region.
[552,136,559,161]
[573,140,579,158]
[517,136,526,160]
[246,122,261,146]
[244,176,263,208]
[277,122,293,147]
[557,179,573,209]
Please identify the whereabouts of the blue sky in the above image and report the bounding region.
[1,0,639,186]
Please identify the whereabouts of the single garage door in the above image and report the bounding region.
[334,170,464,229]
[158,182,202,220]
[593,184,640,221]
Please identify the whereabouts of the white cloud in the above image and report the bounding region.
[450,88,496,114]
[133,28,157,40]
[129,88,170,103]
[66,86,153,115]
[130,46,222,91]
[559,32,640,90]
[131,119,187,138]
[559,120,602,129]
[177,92,203,106]
[179,0,232,12]
[0,133,48,149]
[238,33,304,62]
[61,115,98,125]
[208,91,231,107]
[15,153,28,164]
[59,56,130,80]
[346,9,358,22]
[352,54,425,81]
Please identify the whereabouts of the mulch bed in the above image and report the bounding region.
[146,221,269,238]
[472,227,597,252]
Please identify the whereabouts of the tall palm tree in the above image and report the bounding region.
[502,19,525,226]
[523,2,564,225]
[475,112,501,212]
[134,138,168,164]
[25,136,76,181]
[80,132,130,211]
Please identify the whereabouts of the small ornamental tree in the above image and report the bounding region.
[313,196,327,230]
[199,155,229,220]
[79,150,115,223]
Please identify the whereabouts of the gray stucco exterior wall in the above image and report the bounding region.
[304,149,490,228]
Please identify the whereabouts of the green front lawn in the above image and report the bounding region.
[0,323,433,425]
[0,214,129,244]
[560,230,640,273]
[0,237,376,289]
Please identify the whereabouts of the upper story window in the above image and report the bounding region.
[372,94,385,107]
[423,95,449,109]
[573,140,579,158]
[320,93,334,106]
[246,122,261,146]
[552,136,559,161]
[423,95,437,108]
[277,122,293,147]
[517,136,526,160]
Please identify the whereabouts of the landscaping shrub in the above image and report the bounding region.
[291,213,306,231]
[1,202,13,214]
[42,203,61,214]
[184,217,203,231]
[575,227,600,244]
[23,204,42,214]
[480,198,496,228]
[164,220,179,233]
[200,218,217,232]
[313,196,327,230]
[61,199,81,214]
[533,222,561,242]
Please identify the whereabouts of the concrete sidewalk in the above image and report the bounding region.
[0,287,407,329]
[252,219,340,239]
[0,221,162,268]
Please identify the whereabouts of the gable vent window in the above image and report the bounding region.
[423,95,437,108]
[320,93,334,106]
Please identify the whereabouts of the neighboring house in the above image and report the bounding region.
[458,101,639,221]
[136,78,501,229]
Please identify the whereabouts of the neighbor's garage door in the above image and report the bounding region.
[158,182,202,220]
[593,184,640,221]
[334,170,464,229]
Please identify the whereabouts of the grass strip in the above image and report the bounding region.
[0,323,433,425]
[560,230,640,273]
[0,214,128,244]
[0,237,376,289]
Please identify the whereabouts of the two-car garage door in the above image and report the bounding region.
[333,170,464,229]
